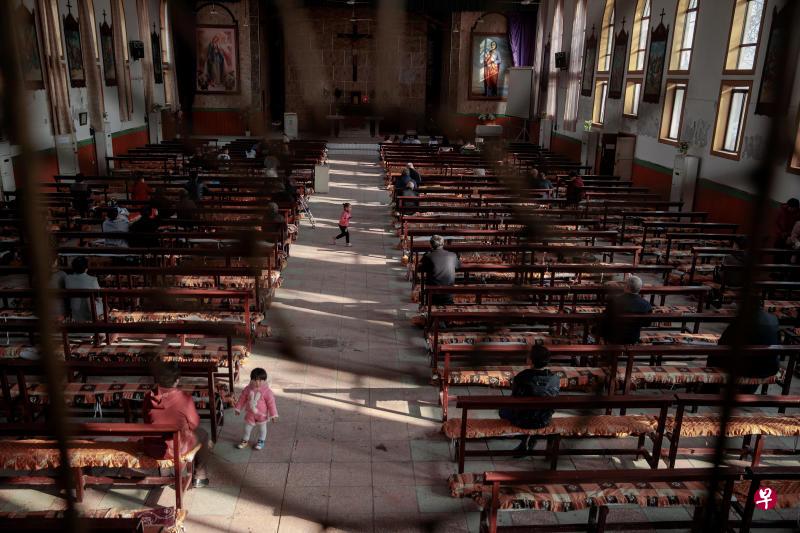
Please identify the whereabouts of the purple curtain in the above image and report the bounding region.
[507,10,538,67]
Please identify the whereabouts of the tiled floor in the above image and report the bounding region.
[4,149,798,531]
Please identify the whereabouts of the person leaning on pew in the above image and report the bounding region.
[142,362,211,488]
[499,345,560,456]
[598,276,653,344]
[64,256,103,322]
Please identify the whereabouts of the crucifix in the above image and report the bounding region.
[337,21,372,82]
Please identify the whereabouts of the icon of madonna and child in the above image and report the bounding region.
[470,35,512,100]
[196,26,239,93]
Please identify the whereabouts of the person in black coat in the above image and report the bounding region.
[419,235,460,304]
[598,276,653,344]
[706,308,780,394]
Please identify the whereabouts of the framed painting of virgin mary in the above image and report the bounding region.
[196,24,239,94]
[468,33,514,100]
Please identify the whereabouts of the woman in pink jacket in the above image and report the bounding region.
[234,367,278,450]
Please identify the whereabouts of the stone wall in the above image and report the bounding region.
[282,6,428,132]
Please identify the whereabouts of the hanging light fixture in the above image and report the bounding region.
[209,1,217,16]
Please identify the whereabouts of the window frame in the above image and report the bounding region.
[623,78,642,118]
[789,108,800,174]
[628,0,651,74]
[668,0,699,75]
[597,0,615,73]
[592,77,610,126]
[710,80,752,161]
[659,79,689,146]
[723,0,766,75]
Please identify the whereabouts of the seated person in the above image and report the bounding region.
[598,276,653,344]
[149,188,175,219]
[188,148,206,169]
[101,207,130,247]
[565,172,585,205]
[419,235,460,305]
[217,148,231,160]
[142,362,210,488]
[131,175,153,203]
[185,172,208,202]
[129,207,160,248]
[786,220,800,250]
[175,189,197,220]
[721,238,749,288]
[406,163,422,188]
[64,256,103,322]
[773,198,800,248]
[395,169,418,199]
[530,170,554,192]
[706,308,780,394]
[499,345,560,454]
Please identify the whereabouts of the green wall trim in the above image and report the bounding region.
[453,112,521,118]
[552,131,582,144]
[192,107,242,113]
[111,125,148,138]
[633,158,672,176]
[76,138,95,148]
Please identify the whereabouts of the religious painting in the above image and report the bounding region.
[99,13,116,86]
[469,33,514,100]
[643,21,669,104]
[608,27,628,99]
[756,6,788,116]
[151,26,163,84]
[196,24,239,94]
[580,29,597,97]
[15,4,44,90]
[63,6,86,88]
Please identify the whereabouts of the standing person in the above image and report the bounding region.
[774,198,800,248]
[598,276,653,344]
[499,345,560,455]
[70,174,91,218]
[419,235,461,304]
[234,368,279,450]
[333,203,352,247]
[142,362,210,488]
[64,256,103,322]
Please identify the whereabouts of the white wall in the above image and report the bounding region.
[543,0,800,203]
[14,0,167,156]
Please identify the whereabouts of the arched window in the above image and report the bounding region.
[546,0,564,120]
[532,7,546,118]
[669,0,699,73]
[628,0,651,73]
[724,0,765,73]
[563,0,586,130]
[597,0,615,72]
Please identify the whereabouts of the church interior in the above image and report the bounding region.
[1,0,800,531]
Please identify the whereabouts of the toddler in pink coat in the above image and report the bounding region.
[234,368,278,450]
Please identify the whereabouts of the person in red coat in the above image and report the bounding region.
[131,175,153,203]
[142,362,210,488]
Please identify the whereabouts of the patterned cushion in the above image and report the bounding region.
[68,343,249,366]
[733,480,800,509]
[475,480,709,511]
[429,331,582,347]
[638,332,721,345]
[665,415,800,437]
[763,301,799,320]
[108,310,270,338]
[449,472,486,498]
[441,415,658,440]
[620,366,784,386]
[0,439,201,470]
[0,508,185,532]
[435,366,608,390]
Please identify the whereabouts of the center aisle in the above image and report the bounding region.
[185,147,474,532]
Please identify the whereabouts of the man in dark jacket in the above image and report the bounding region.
[419,235,460,304]
[706,308,780,394]
[499,345,560,455]
[599,276,653,344]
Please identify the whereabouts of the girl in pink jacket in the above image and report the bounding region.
[234,368,278,450]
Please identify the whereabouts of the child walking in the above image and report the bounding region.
[234,368,278,450]
[333,203,352,246]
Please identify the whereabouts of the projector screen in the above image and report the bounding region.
[505,67,535,119]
